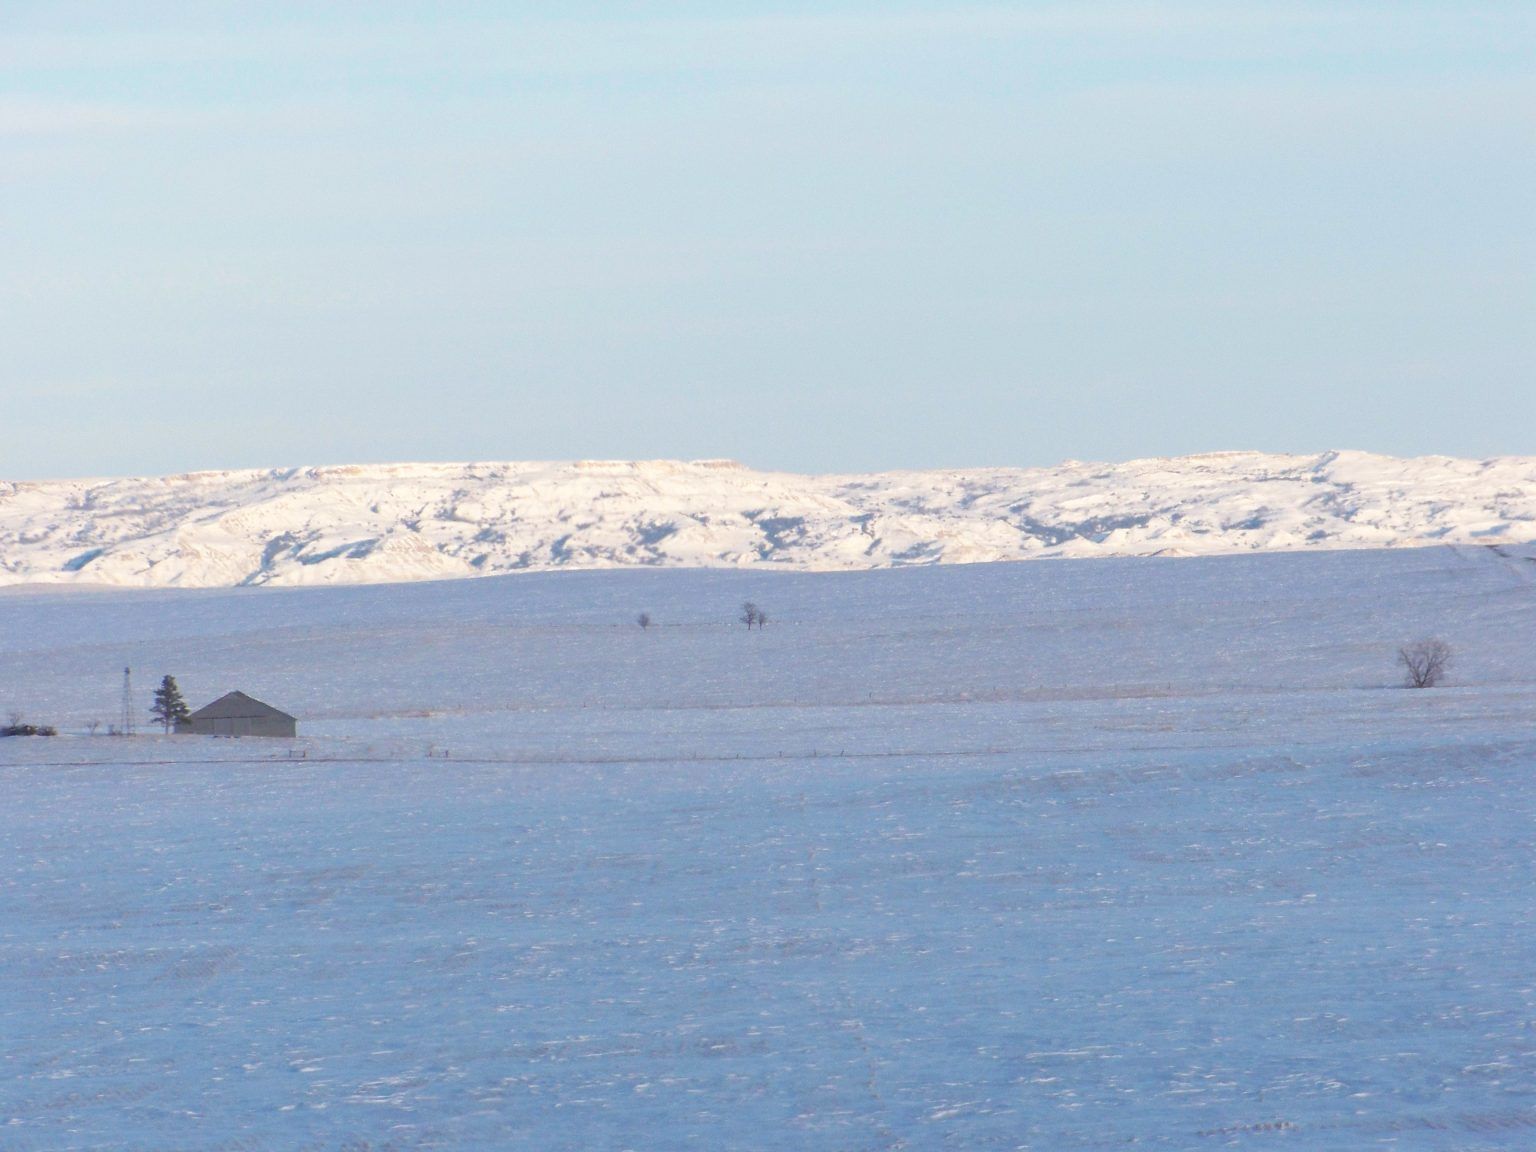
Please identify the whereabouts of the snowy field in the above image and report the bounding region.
[2,545,1535,1149]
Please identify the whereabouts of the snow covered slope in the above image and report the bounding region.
[3,450,1535,587]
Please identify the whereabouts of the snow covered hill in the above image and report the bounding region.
[3,450,1535,587]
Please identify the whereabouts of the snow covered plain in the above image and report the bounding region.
[2,545,1535,1149]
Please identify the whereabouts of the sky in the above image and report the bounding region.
[2,2,1533,480]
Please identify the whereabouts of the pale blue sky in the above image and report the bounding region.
[3,2,1532,479]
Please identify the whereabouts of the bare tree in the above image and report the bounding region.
[740,602,761,630]
[637,612,652,630]
[1399,638,1452,688]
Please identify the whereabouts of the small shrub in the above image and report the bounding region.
[1399,638,1452,689]
[1,723,57,737]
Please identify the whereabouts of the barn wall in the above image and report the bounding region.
[186,716,296,737]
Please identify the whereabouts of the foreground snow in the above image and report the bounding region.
[3,450,1534,587]
[2,547,1535,1148]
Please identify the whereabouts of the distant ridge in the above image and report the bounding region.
[2,452,1534,588]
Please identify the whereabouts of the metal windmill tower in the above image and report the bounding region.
[120,667,135,736]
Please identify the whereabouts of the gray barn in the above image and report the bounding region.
[180,691,297,738]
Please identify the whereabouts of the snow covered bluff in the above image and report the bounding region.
[3,451,1534,589]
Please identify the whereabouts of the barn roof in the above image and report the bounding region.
[187,690,296,723]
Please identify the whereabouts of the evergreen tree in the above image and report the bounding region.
[150,675,191,733]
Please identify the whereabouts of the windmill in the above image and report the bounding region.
[120,667,135,736]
